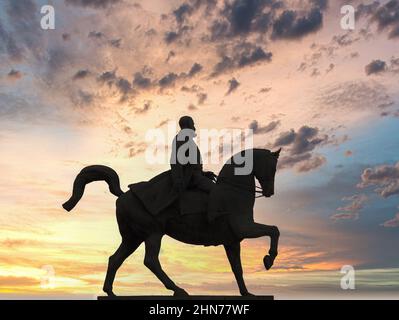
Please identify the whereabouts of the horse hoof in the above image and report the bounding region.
[103,288,116,297]
[263,255,274,270]
[173,288,189,297]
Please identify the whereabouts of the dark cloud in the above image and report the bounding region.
[211,43,272,77]
[109,39,122,48]
[197,92,208,105]
[226,77,240,95]
[358,0,399,39]
[88,31,104,39]
[71,90,94,106]
[97,70,133,101]
[209,0,277,40]
[133,101,152,115]
[1,0,43,61]
[358,162,399,198]
[187,63,203,77]
[116,78,133,97]
[272,125,333,172]
[133,72,152,89]
[174,3,193,25]
[181,84,202,93]
[365,59,387,75]
[73,69,90,80]
[98,70,117,86]
[249,120,280,135]
[65,0,121,9]
[271,8,323,40]
[158,73,179,89]
[259,87,272,93]
[274,129,296,146]
[62,33,71,41]
[164,31,180,44]
[7,69,22,80]
[238,47,272,67]
[357,161,399,228]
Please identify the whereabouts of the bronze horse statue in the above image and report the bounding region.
[62,148,281,297]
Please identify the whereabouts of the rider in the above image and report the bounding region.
[170,116,216,195]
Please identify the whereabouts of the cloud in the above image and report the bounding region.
[365,59,387,75]
[316,80,393,113]
[357,0,399,39]
[272,125,335,172]
[357,162,399,198]
[226,77,240,95]
[211,43,272,77]
[197,92,208,105]
[188,63,203,77]
[133,101,152,115]
[133,72,152,89]
[158,72,179,89]
[249,120,280,135]
[7,69,22,80]
[209,0,276,40]
[296,155,326,173]
[271,8,323,40]
[65,0,121,9]
[274,126,328,155]
[164,31,180,44]
[381,213,399,228]
[330,194,368,221]
[72,69,90,80]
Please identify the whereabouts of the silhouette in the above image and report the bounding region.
[62,148,281,297]
[170,116,216,195]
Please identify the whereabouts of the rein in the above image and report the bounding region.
[217,177,264,198]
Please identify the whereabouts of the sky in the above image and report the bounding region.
[0,0,398,299]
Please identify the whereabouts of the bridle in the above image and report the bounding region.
[217,176,266,198]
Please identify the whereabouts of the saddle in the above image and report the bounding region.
[128,170,209,217]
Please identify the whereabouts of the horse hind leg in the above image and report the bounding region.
[103,238,142,296]
[144,234,189,297]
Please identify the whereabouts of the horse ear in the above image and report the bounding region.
[272,148,282,159]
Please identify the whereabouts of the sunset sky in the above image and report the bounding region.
[0,0,399,299]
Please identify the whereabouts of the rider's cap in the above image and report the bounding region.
[179,116,195,130]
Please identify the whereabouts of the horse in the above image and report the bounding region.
[62,148,281,297]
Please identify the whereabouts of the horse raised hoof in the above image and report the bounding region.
[263,255,275,270]
[173,288,190,297]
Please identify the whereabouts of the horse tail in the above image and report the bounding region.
[62,165,124,212]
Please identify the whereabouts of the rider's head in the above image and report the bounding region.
[179,116,196,132]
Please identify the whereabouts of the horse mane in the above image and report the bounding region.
[219,148,272,177]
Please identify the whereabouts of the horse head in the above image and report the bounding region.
[255,148,281,198]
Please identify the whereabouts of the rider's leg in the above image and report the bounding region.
[191,171,215,193]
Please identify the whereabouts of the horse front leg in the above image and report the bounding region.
[224,242,254,296]
[232,221,280,271]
